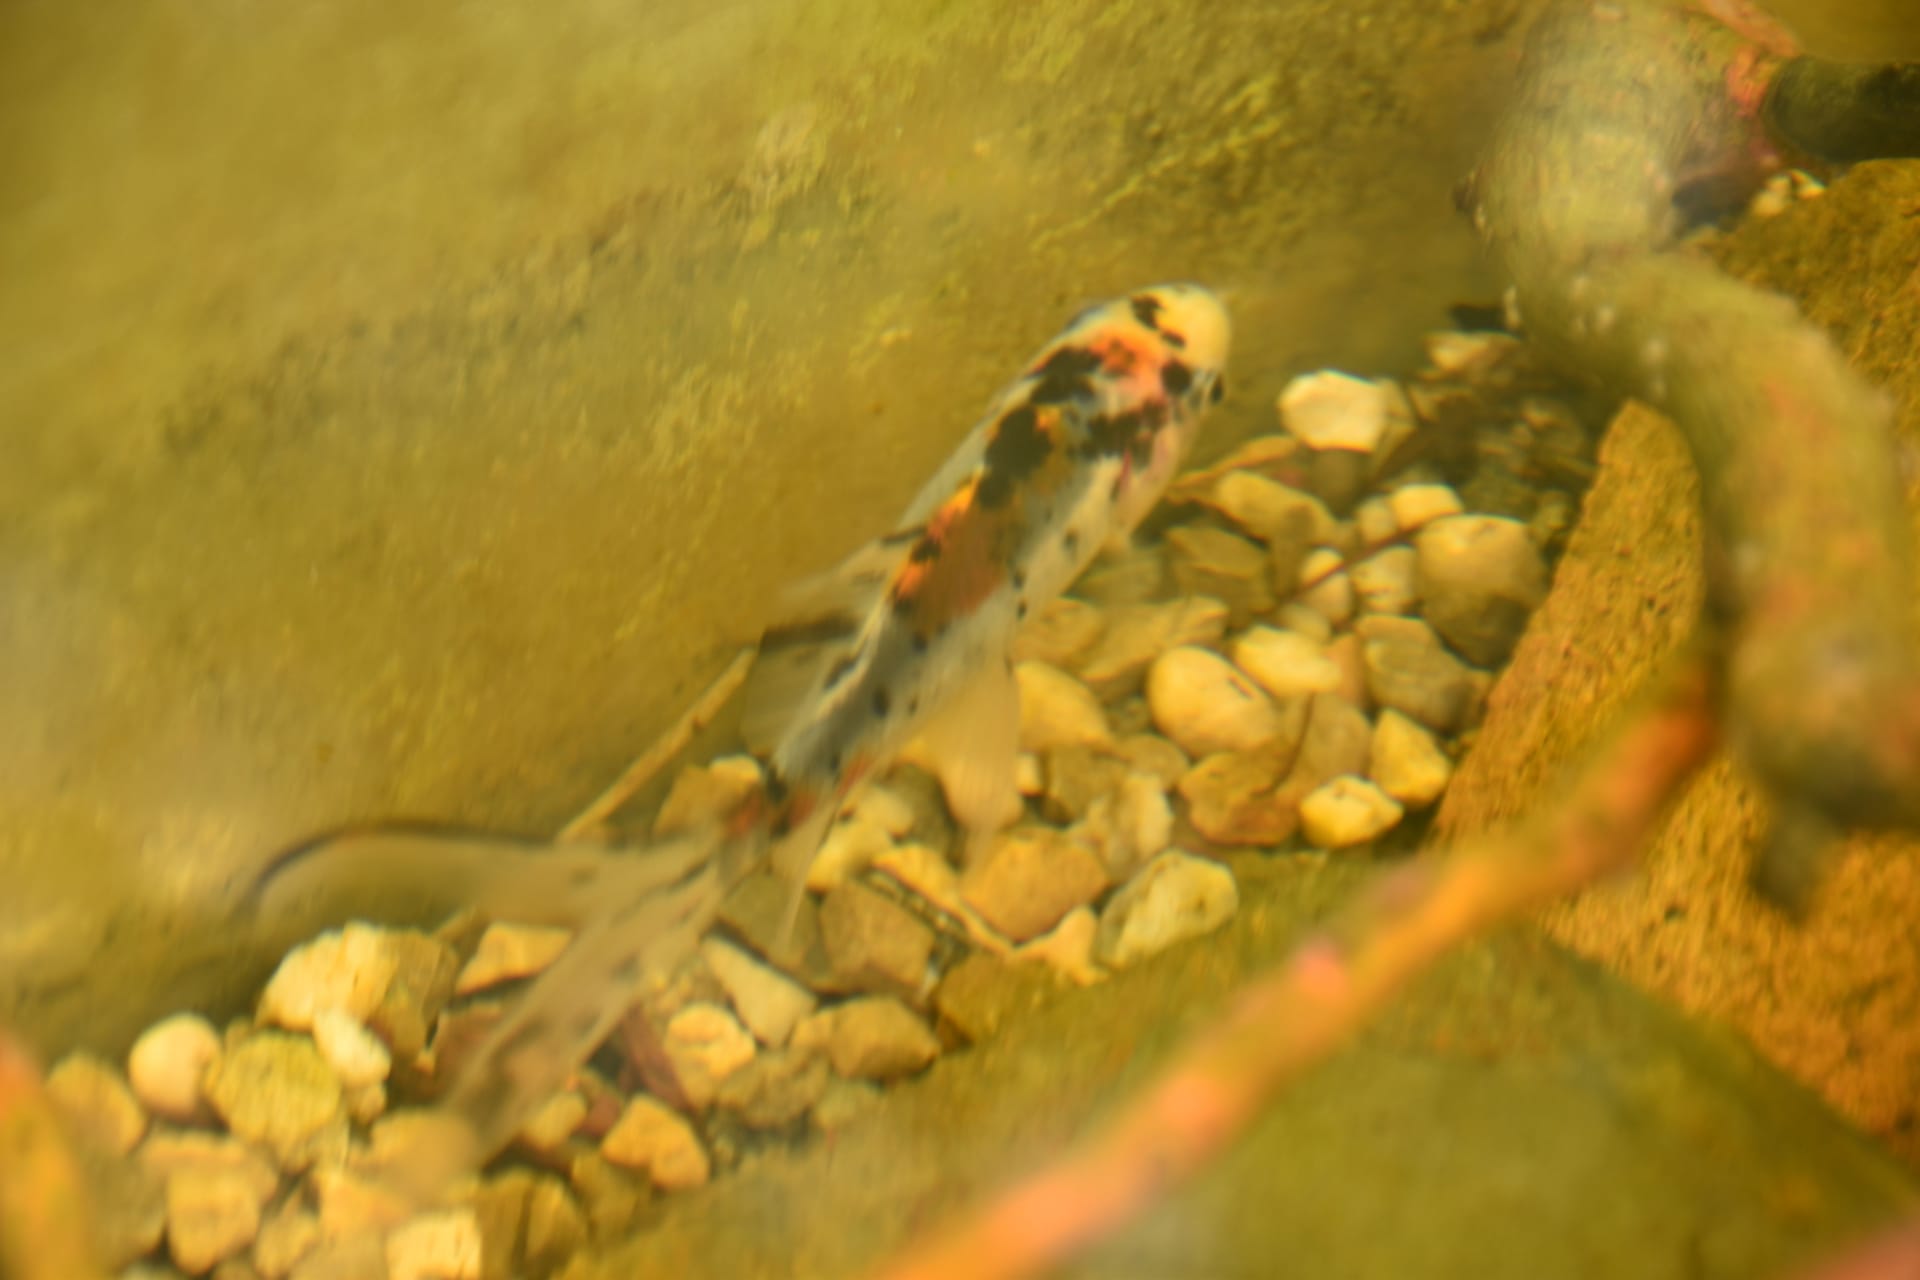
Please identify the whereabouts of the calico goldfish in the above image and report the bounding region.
[252,283,1231,1174]
[747,283,1231,881]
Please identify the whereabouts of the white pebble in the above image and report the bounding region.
[1095,850,1239,969]
[1349,546,1418,615]
[1147,646,1288,757]
[1368,710,1454,808]
[1297,548,1354,626]
[312,1008,392,1089]
[602,1096,712,1190]
[385,1208,482,1280]
[1386,483,1464,532]
[699,937,819,1048]
[1278,370,1390,453]
[258,923,399,1031]
[455,922,573,996]
[1015,661,1113,752]
[1298,776,1404,849]
[128,1013,221,1124]
[1230,626,1342,699]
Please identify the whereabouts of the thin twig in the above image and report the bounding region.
[869,650,1719,1280]
[556,644,758,844]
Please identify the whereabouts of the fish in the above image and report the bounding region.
[248,283,1231,1186]
[745,283,1232,885]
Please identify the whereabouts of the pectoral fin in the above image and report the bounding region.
[910,658,1024,862]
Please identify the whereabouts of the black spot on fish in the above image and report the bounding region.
[827,750,843,774]
[1130,294,1164,329]
[1016,598,1028,619]
[612,954,642,984]
[1210,376,1225,404]
[765,771,790,805]
[1029,345,1102,406]
[1010,567,1026,591]
[1085,409,1144,459]
[1063,528,1082,557]
[872,686,891,718]
[1161,328,1187,350]
[978,404,1054,508]
[1161,359,1192,397]
[912,631,930,653]
[910,535,941,564]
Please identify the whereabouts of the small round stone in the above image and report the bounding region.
[128,1013,222,1124]
[1299,775,1405,849]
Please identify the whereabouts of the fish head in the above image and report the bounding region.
[1133,282,1232,388]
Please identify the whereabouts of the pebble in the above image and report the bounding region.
[1413,514,1548,666]
[818,880,937,999]
[1323,633,1371,707]
[566,1150,650,1240]
[1010,597,1105,668]
[1013,905,1105,986]
[1230,627,1342,700]
[251,1198,319,1278]
[871,843,1008,955]
[385,1209,482,1280]
[203,1033,344,1172]
[1349,546,1418,615]
[1204,471,1338,547]
[1278,370,1391,453]
[1094,850,1240,969]
[601,1094,711,1191]
[1369,710,1454,808]
[128,1013,222,1124]
[662,1002,758,1108]
[521,1174,589,1276]
[1387,482,1465,531]
[719,870,841,994]
[257,923,399,1033]
[310,1009,390,1089]
[1286,693,1376,794]
[1274,600,1334,642]
[1424,330,1521,379]
[1038,744,1131,825]
[1353,495,1399,546]
[362,930,460,1066]
[46,1051,147,1155]
[1015,661,1112,753]
[138,1130,281,1211]
[1108,732,1189,787]
[1168,433,1300,499]
[453,922,572,996]
[1166,524,1275,625]
[1071,543,1168,605]
[517,1090,588,1153]
[802,997,941,1081]
[652,755,763,836]
[1298,776,1405,848]
[805,810,897,892]
[699,936,818,1047]
[1075,597,1228,697]
[1356,615,1484,734]
[1147,646,1298,758]
[1080,772,1174,880]
[166,1164,263,1275]
[1176,749,1297,846]
[714,1046,831,1130]
[960,826,1110,942]
[1295,547,1355,626]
